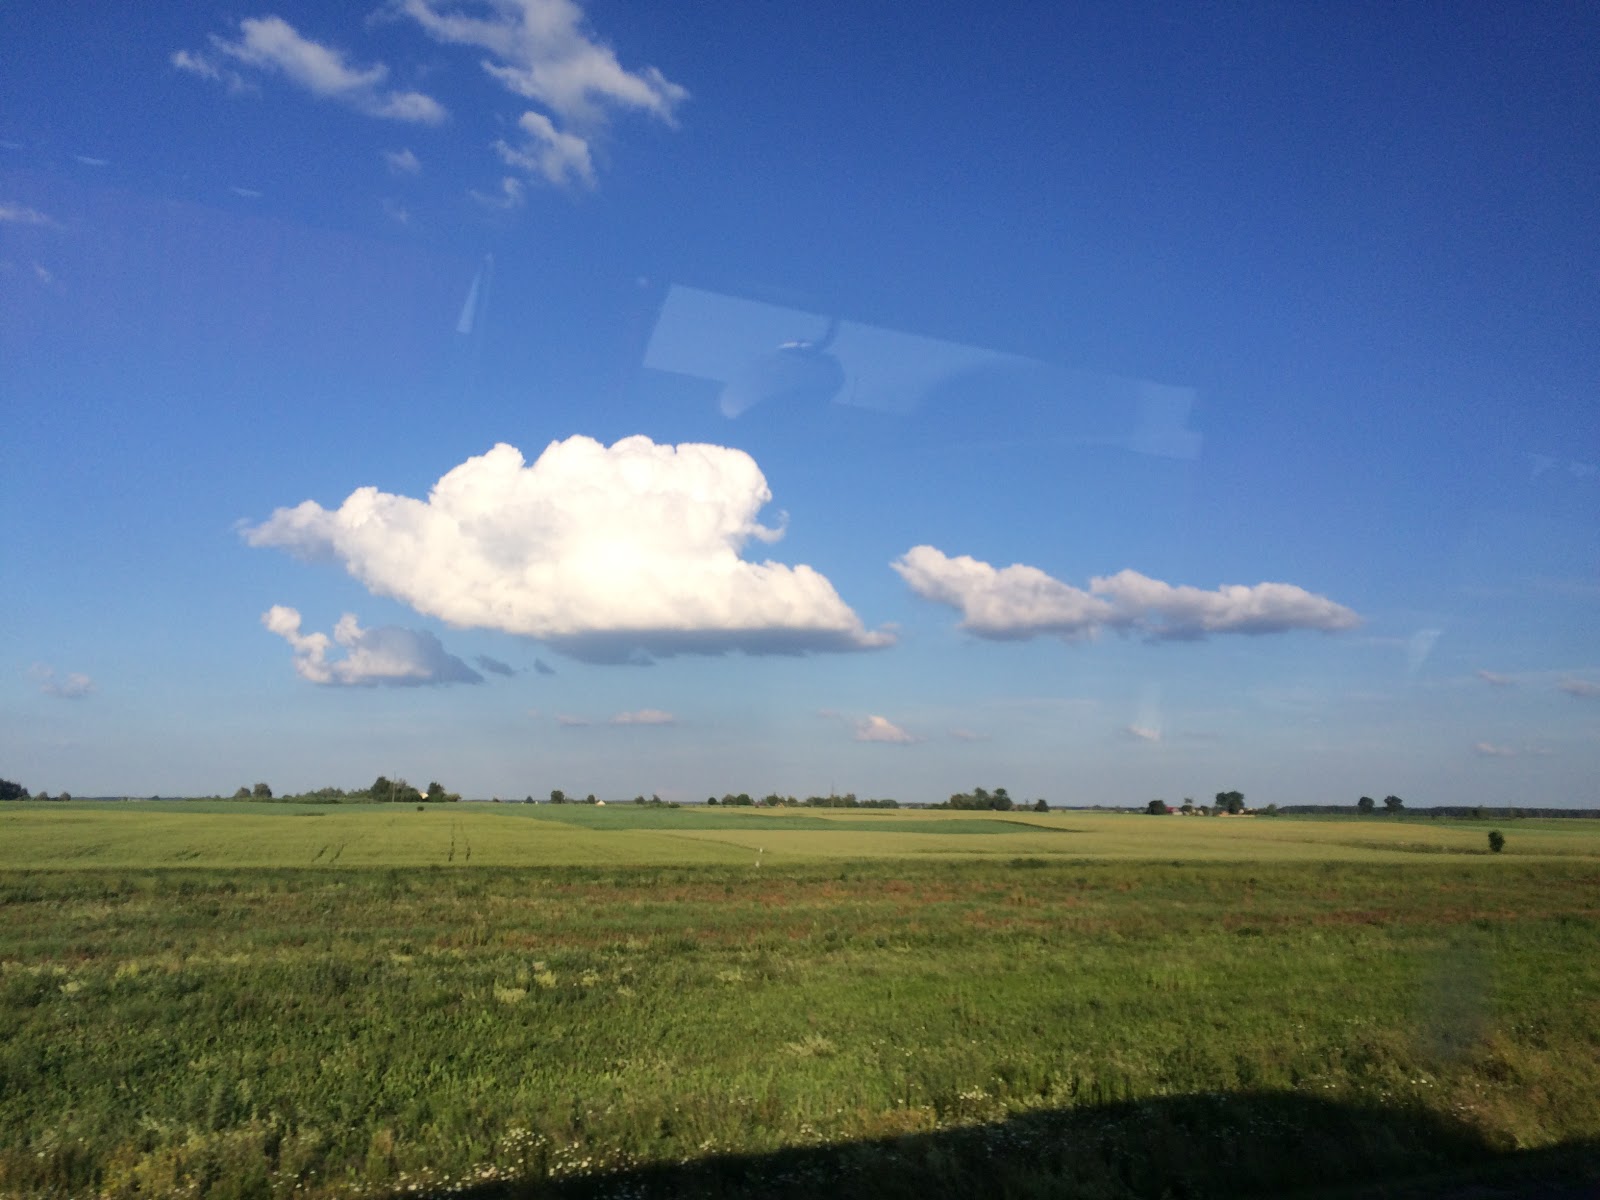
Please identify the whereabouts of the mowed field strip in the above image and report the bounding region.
[3,802,1594,869]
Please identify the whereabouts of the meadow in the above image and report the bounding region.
[2,802,1598,1198]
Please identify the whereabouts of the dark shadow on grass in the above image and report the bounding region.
[389,1091,1600,1199]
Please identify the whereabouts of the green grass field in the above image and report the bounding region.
[2,803,1598,1198]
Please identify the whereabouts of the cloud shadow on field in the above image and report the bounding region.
[398,1091,1600,1200]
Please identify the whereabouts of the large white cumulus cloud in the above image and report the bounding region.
[893,546,1358,642]
[246,436,890,663]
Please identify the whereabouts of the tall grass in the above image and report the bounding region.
[3,855,1599,1197]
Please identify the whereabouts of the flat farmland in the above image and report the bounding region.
[2,804,1598,1199]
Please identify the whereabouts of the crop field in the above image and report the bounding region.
[2,803,1599,1199]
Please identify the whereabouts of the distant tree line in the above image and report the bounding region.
[937,787,1014,811]
[708,793,900,808]
[222,777,461,804]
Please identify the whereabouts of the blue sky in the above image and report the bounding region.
[3,1,1596,805]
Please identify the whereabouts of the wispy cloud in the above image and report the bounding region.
[493,111,592,186]
[230,186,263,199]
[948,728,987,742]
[383,147,422,174]
[1476,669,1514,687]
[246,436,890,664]
[894,545,1358,643]
[171,48,253,93]
[555,713,590,727]
[533,658,556,676]
[1473,741,1518,758]
[470,175,525,209]
[73,155,109,167]
[1125,724,1161,743]
[1559,679,1600,699]
[29,664,95,699]
[610,708,674,726]
[0,203,58,227]
[262,606,481,686]
[474,654,516,676]
[399,0,686,126]
[400,0,686,189]
[177,16,446,124]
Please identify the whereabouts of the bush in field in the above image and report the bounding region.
[1358,795,1376,814]
[1488,830,1506,854]
[1147,799,1170,815]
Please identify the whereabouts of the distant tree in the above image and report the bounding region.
[1033,798,1049,813]
[1147,799,1170,815]
[252,782,273,799]
[1383,794,1404,813]
[1180,798,1195,815]
[706,796,718,805]
[1488,830,1506,854]
[57,791,71,802]
[36,791,51,802]
[370,776,394,801]
[232,786,251,799]
[426,781,446,802]
[1216,790,1245,815]
[993,787,1013,812]
[0,779,29,801]
[549,789,566,805]
[1471,805,1487,820]
[523,795,534,804]
[585,793,597,805]
[1357,795,1376,814]
[1262,803,1279,817]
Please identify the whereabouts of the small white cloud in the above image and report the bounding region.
[1126,724,1161,743]
[610,708,674,726]
[0,203,57,226]
[470,175,525,209]
[381,197,412,224]
[948,728,987,742]
[1473,742,1518,757]
[230,186,263,199]
[494,111,593,187]
[1559,679,1600,699]
[399,0,687,127]
[854,715,917,744]
[555,713,590,727]
[383,147,422,174]
[262,606,481,686]
[181,17,446,124]
[33,263,54,285]
[893,545,1358,643]
[30,664,95,699]
[1476,669,1514,687]
[246,436,890,663]
[74,155,109,167]
[171,48,252,92]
